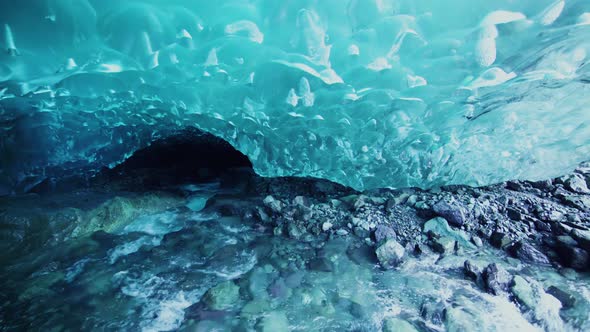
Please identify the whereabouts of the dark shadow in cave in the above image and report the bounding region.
[94,128,255,189]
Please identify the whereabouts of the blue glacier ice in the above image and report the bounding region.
[1,0,590,191]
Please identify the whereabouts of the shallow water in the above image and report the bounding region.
[1,182,589,331]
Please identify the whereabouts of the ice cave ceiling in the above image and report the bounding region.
[0,0,589,191]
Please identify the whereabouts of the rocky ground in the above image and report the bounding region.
[1,162,590,330]
[242,162,590,274]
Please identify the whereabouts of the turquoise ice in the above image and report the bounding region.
[1,0,589,190]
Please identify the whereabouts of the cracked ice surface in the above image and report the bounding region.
[0,0,589,190]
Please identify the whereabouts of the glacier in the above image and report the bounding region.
[1,0,590,191]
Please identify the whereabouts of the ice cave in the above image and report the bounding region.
[1,1,590,331]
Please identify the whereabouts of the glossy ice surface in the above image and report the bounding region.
[1,0,590,190]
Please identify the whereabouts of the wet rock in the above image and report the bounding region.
[374,225,397,245]
[506,208,522,221]
[546,286,576,309]
[555,236,590,270]
[349,301,368,318]
[530,179,553,191]
[382,317,419,332]
[202,280,240,310]
[423,217,475,250]
[257,311,289,332]
[268,278,292,300]
[510,276,563,326]
[571,229,590,251]
[463,260,480,281]
[241,299,271,316]
[445,307,479,332]
[565,174,590,194]
[471,236,483,247]
[489,231,511,249]
[194,320,227,331]
[287,223,306,240]
[308,257,333,272]
[248,266,277,298]
[432,199,466,227]
[347,244,377,265]
[322,222,333,232]
[430,237,455,254]
[336,229,349,236]
[506,181,525,191]
[508,241,551,266]
[482,263,512,295]
[263,195,283,213]
[420,300,446,325]
[376,239,405,269]
[510,276,536,309]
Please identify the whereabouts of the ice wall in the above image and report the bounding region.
[0,0,589,191]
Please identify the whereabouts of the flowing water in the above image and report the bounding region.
[1,181,589,332]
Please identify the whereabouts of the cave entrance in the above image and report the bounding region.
[102,128,254,188]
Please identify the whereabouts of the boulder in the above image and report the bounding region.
[508,241,551,265]
[489,231,511,249]
[376,239,405,269]
[482,263,512,295]
[423,217,475,250]
[374,225,397,245]
[202,280,240,310]
[432,199,466,227]
[463,260,480,281]
[546,286,576,309]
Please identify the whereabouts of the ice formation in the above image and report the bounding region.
[0,0,589,191]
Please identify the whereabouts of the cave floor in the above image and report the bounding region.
[1,168,590,331]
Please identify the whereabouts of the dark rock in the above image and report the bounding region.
[353,226,370,238]
[373,225,397,244]
[506,208,522,221]
[463,260,480,281]
[482,263,512,295]
[432,199,466,227]
[349,301,368,318]
[508,241,551,266]
[308,257,333,272]
[346,244,377,265]
[554,236,590,270]
[490,231,511,249]
[506,181,525,191]
[534,219,552,232]
[571,229,590,251]
[530,179,553,191]
[546,286,576,309]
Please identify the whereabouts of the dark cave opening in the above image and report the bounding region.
[99,128,254,188]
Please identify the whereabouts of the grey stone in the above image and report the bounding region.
[432,199,466,227]
[509,241,551,265]
[202,281,240,310]
[376,239,405,269]
[565,174,590,194]
[483,263,512,295]
[423,217,475,250]
[463,260,480,281]
[511,276,537,309]
[431,237,455,254]
[374,225,397,245]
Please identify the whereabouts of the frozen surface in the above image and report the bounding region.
[1,0,590,190]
